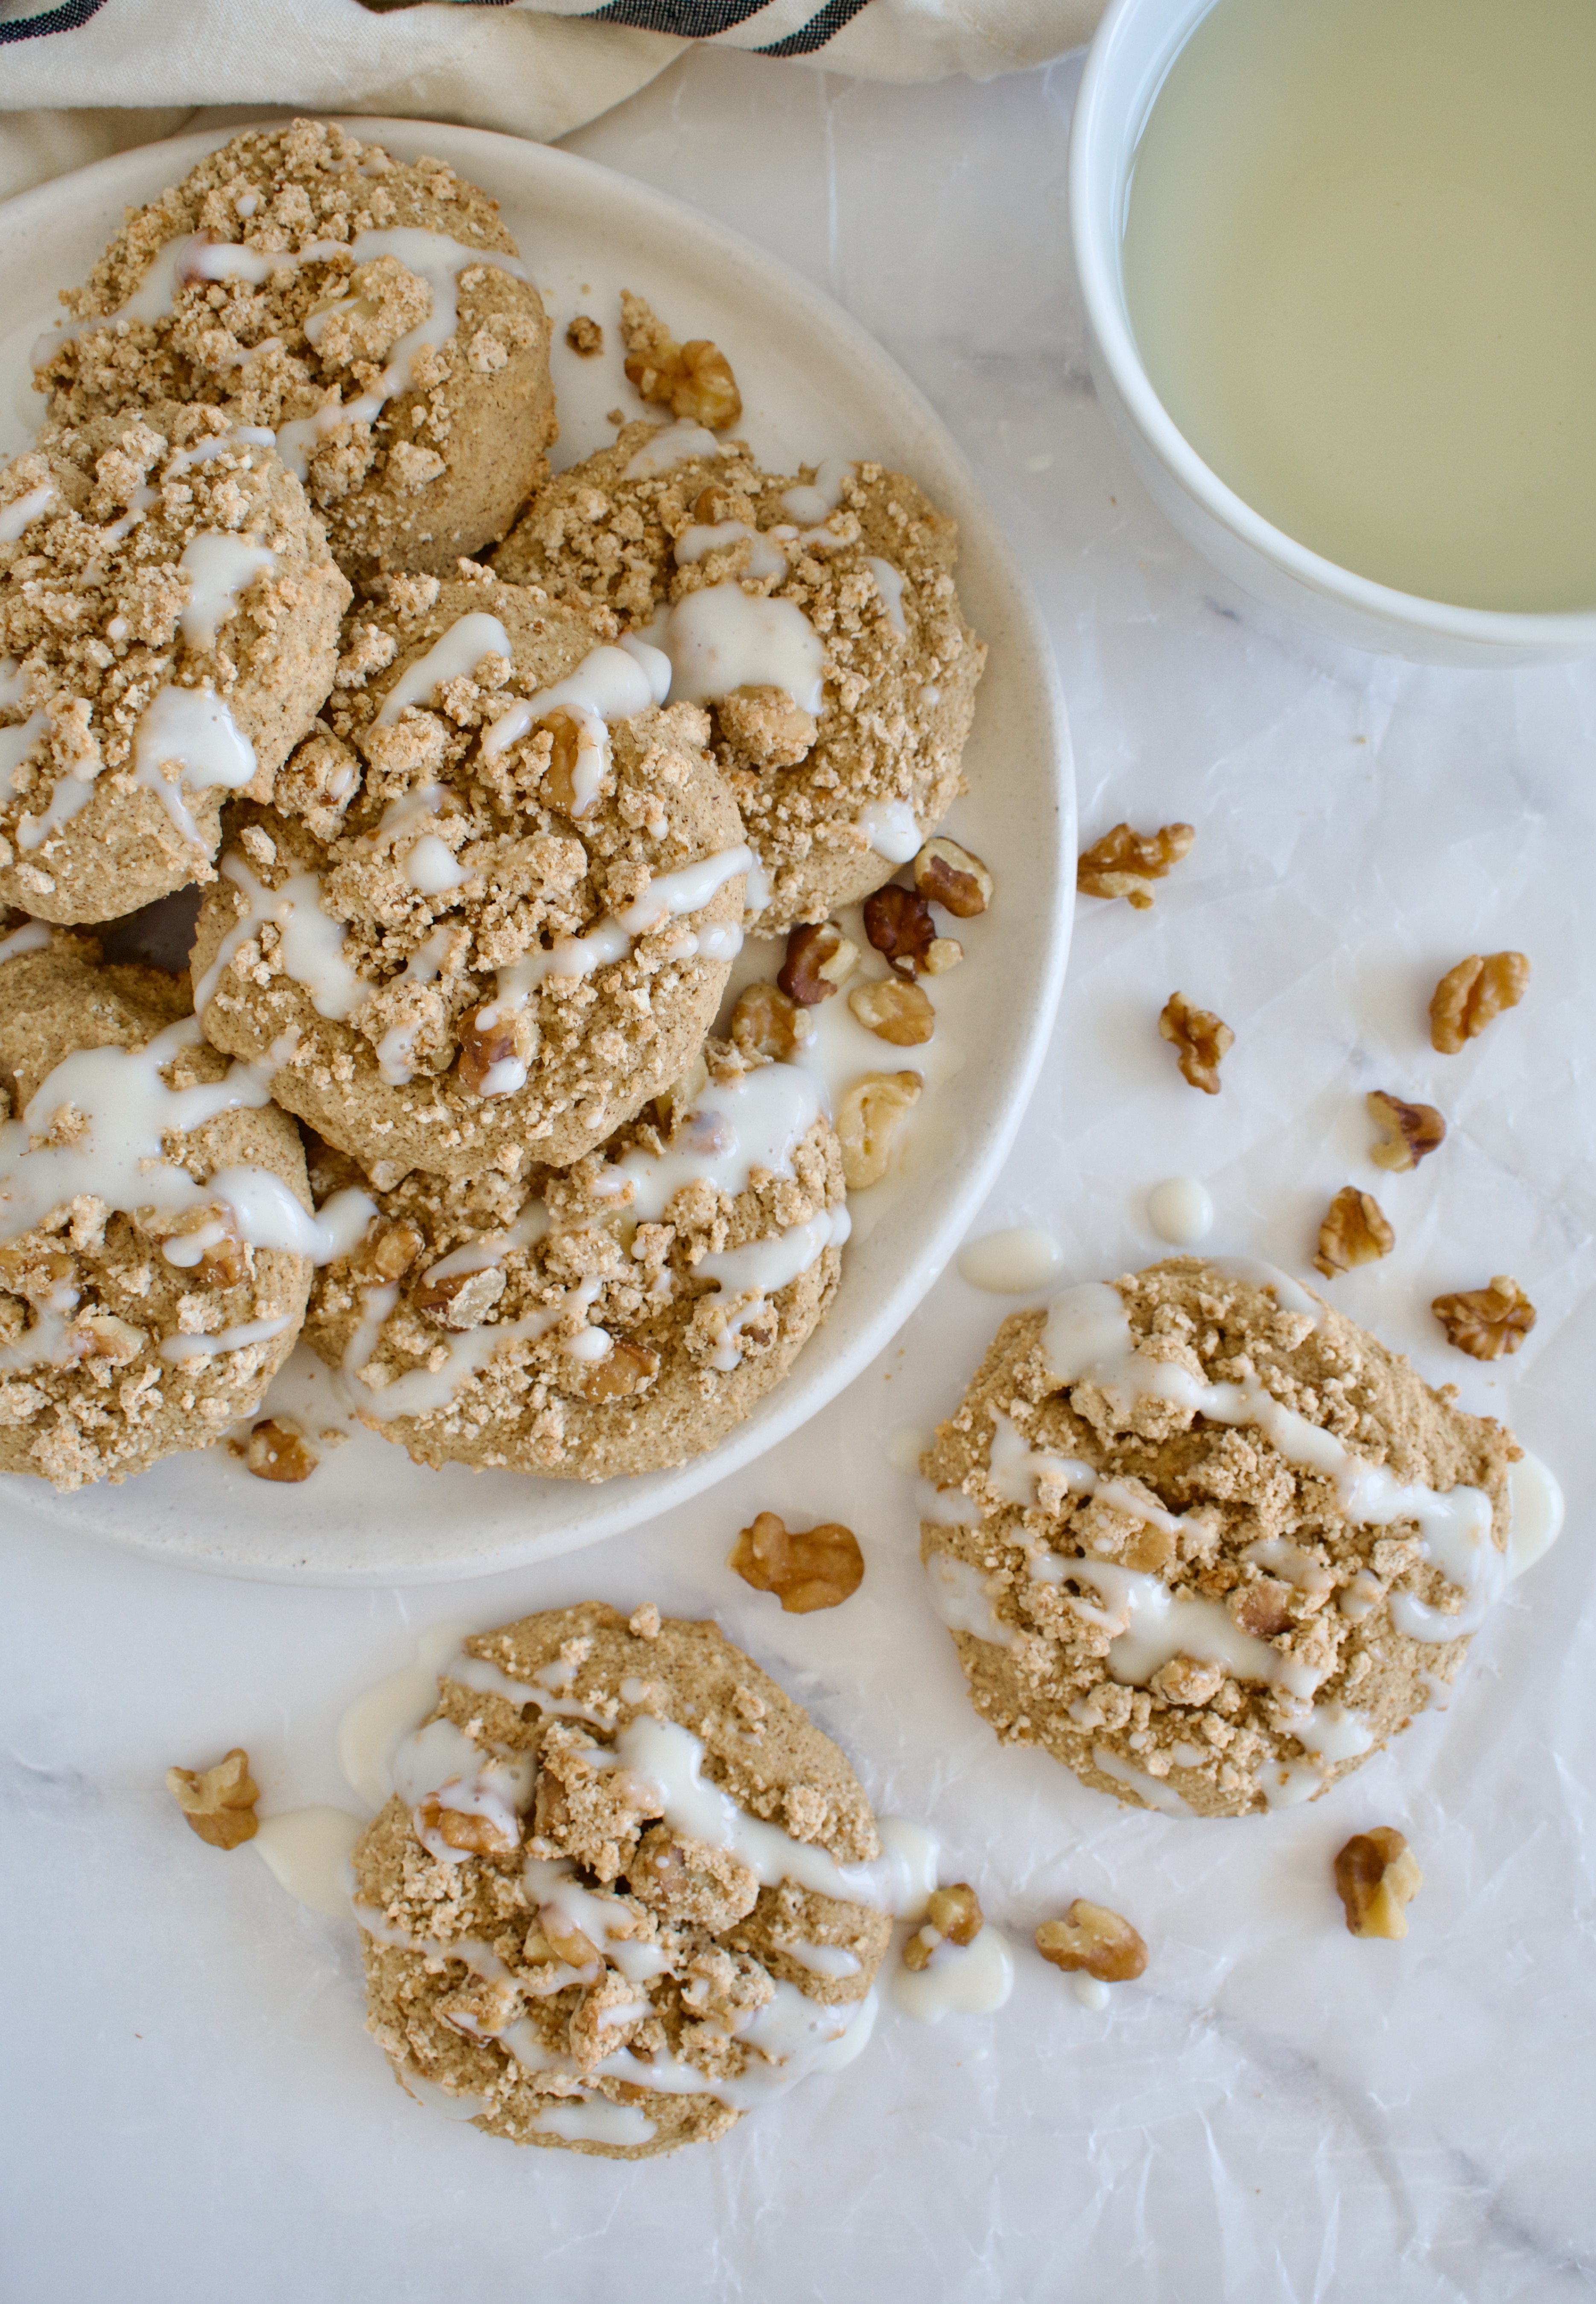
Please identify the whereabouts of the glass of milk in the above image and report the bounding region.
[1071,0,1596,665]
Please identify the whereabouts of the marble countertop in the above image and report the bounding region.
[3,45,1593,2304]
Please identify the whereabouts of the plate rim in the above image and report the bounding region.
[0,114,1075,1585]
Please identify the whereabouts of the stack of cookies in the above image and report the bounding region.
[0,119,984,1495]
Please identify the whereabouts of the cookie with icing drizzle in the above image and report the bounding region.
[353,1602,892,2157]
[190,573,750,1187]
[34,119,555,578]
[920,1256,1520,1818]
[0,938,331,1491]
[0,414,348,924]
[494,421,985,932]
[302,1043,847,1478]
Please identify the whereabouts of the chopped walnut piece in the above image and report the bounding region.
[716,685,816,768]
[1429,951,1530,1053]
[904,1881,984,1970]
[727,1510,864,1613]
[620,291,742,429]
[922,937,963,975]
[539,706,589,813]
[848,976,935,1046]
[455,1001,532,1096]
[913,837,992,919]
[414,1262,507,1330]
[69,1310,145,1364]
[731,981,811,1062]
[355,1218,424,1284]
[1313,1186,1395,1278]
[419,1795,519,1860]
[166,1748,260,1850]
[836,1070,921,1189]
[1333,1827,1422,1939]
[1431,1274,1536,1361]
[1367,1091,1446,1172]
[244,1419,318,1483]
[778,920,856,1005]
[565,314,603,357]
[863,885,937,978]
[1228,1577,1294,1638]
[158,1202,248,1288]
[569,1338,660,1400]
[1078,822,1195,908]
[1158,992,1232,1093]
[1035,1900,1148,1982]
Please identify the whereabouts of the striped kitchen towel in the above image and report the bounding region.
[0,0,1104,159]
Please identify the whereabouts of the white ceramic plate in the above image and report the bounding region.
[0,118,1072,1583]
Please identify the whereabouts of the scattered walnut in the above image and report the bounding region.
[863,884,937,977]
[166,1748,260,1850]
[1035,1899,1148,1982]
[414,1262,507,1330]
[244,1419,318,1483]
[1431,1274,1536,1361]
[836,1070,921,1189]
[565,314,603,356]
[1228,1577,1294,1638]
[1158,992,1232,1093]
[1077,821,1195,908]
[715,684,816,768]
[1313,1186,1395,1278]
[904,1882,984,1970]
[621,294,742,428]
[731,981,811,1063]
[922,937,963,975]
[913,837,992,919]
[778,920,856,1005]
[728,1510,864,1613]
[355,1218,424,1283]
[1367,1090,1446,1172]
[1429,951,1530,1054]
[419,1795,519,1859]
[569,1338,660,1400]
[848,976,935,1046]
[1148,1655,1225,1707]
[1333,1827,1422,1939]
[69,1310,145,1364]
[456,1001,532,1096]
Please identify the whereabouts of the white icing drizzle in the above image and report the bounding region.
[531,2098,656,2148]
[480,642,662,817]
[1508,1451,1564,1577]
[1204,1256,1322,1323]
[399,2072,490,2124]
[1093,1745,1194,1816]
[674,521,788,584]
[956,1226,1066,1294]
[0,483,55,543]
[1147,1177,1214,1247]
[780,458,853,525]
[776,1939,861,1979]
[177,531,276,651]
[449,1643,612,1730]
[252,1806,362,1918]
[131,684,257,844]
[621,420,723,480]
[661,582,825,718]
[393,1714,536,1866]
[0,710,47,794]
[923,1552,1017,1648]
[336,1620,476,1808]
[374,610,512,727]
[855,796,920,863]
[890,1924,1015,2023]
[863,555,907,635]
[0,657,31,711]
[161,1311,293,1363]
[0,917,50,965]
[195,855,364,1020]
[15,730,103,853]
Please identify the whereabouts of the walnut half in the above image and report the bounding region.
[1429,951,1530,1054]
[1158,991,1232,1093]
[1078,821,1194,908]
[903,1882,984,1971]
[1313,1186,1395,1278]
[1035,1899,1148,1982]
[1367,1090,1445,1171]
[1432,1274,1536,1360]
[836,1070,921,1188]
[1333,1827,1421,1939]
[167,1748,260,1850]
[727,1510,864,1613]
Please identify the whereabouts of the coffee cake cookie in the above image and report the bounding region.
[354,1602,891,2157]
[0,939,321,1489]
[920,1257,1518,1818]
[190,572,749,1186]
[495,423,984,931]
[304,1046,847,1477]
[0,415,347,924]
[35,119,555,578]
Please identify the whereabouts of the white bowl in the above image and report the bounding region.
[1070,0,1596,668]
[0,119,1073,1584]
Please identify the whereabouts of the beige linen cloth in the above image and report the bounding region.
[0,0,1105,203]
